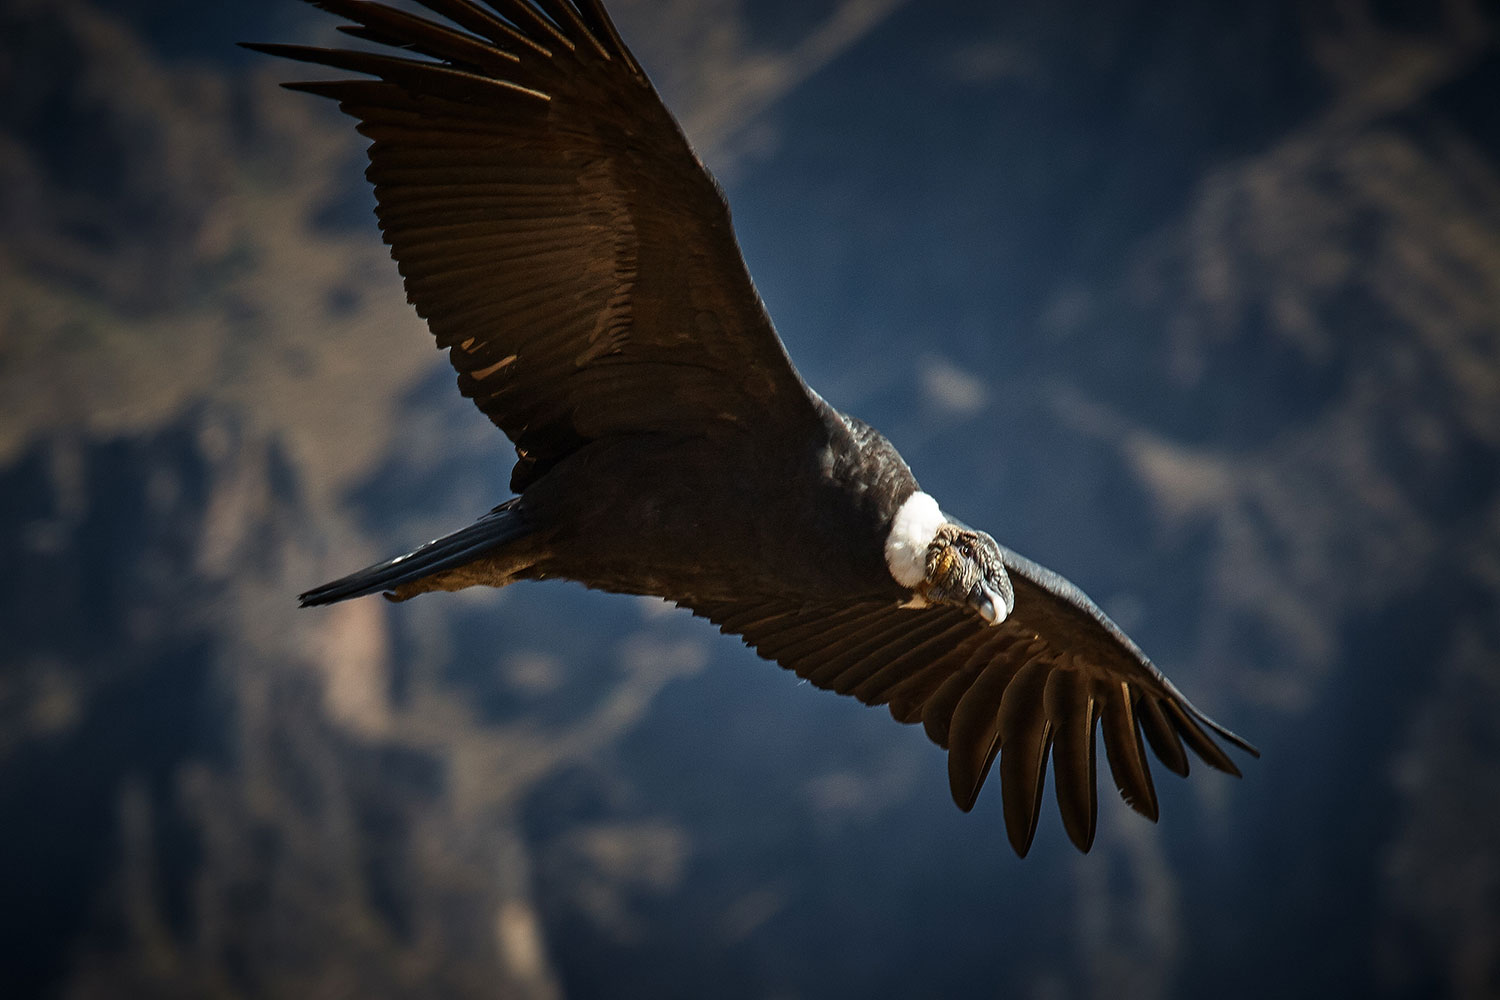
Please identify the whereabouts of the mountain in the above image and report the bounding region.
[1,1,1496,997]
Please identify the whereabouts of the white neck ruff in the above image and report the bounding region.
[884,491,945,588]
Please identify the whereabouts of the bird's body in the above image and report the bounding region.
[254,0,1256,857]
[403,405,916,605]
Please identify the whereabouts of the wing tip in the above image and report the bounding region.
[298,581,390,607]
[1127,792,1161,825]
[1067,826,1097,854]
[1005,811,1041,859]
[1170,697,1260,774]
[947,763,986,814]
[1215,723,1262,761]
[238,40,309,59]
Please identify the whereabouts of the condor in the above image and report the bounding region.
[249,0,1256,857]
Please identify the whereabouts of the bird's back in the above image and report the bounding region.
[515,401,916,606]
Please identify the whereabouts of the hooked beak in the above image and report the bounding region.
[969,583,1010,626]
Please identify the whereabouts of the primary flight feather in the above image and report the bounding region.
[249,0,1256,857]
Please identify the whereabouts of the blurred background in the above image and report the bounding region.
[3,0,1499,997]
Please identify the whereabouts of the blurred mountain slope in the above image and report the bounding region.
[0,1,1496,998]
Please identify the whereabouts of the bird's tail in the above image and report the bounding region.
[299,499,532,607]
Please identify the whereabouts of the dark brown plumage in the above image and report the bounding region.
[250,0,818,494]
[253,0,1256,858]
[686,546,1250,855]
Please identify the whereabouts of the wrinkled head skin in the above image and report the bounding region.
[923,524,1015,625]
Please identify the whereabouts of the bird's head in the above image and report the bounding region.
[885,492,1014,625]
[919,523,1014,625]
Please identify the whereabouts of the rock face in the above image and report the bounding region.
[1,2,1497,998]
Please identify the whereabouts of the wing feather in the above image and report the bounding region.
[815,613,966,693]
[919,657,988,749]
[807,616,925,689]
[250,0,820,493]
[1163,699,1243,776]
[947,657,1024,812]
[846,615,980,701]
[1099,682,1160,821]
[1138,695,1191,778]
[996,661,1055,857]
[889,633,1007,727]
[1046,668,1100,852]
[682,553,1256,856]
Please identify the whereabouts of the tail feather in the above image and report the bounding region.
[300,500,531,607]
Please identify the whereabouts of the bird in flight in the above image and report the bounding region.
[249,0,1256,857]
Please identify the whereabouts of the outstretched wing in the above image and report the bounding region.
[248,0,819,490]
[685,547,1257,857]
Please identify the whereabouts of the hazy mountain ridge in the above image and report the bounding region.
[1,1,1496,998]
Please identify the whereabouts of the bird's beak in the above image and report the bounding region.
[970,583,1009,626]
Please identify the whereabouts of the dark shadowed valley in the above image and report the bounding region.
[2,1,1498,997]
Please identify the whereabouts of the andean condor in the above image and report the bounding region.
[248,0,1257,857]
